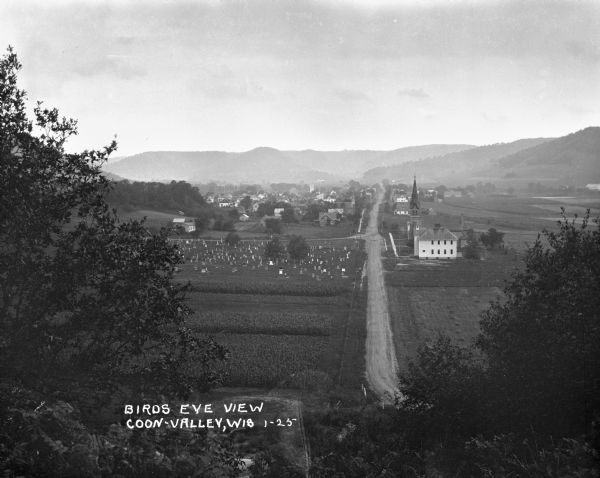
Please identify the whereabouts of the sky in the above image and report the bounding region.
[1,0,599,156]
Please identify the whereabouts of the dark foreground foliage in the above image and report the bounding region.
[1,47,234,476]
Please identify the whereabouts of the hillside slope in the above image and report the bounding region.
[494,127,600,185]
[103,144,475,183]
[362,138,552,184]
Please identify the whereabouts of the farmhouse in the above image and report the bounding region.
[416,224,458,259]
[172,217,196,233]
[318,211,341,226]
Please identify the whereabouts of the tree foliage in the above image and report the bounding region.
[480,227,504,249]
[264,217,282,234]
[264,237,286,260]
[287,235,309,262]
[224,231,241,246]
[107,180,205,212]
[478,210,600,436]
[394,210,600,474]
[281,207,297,224]
[461,228,481,259]
[0,47,226,408]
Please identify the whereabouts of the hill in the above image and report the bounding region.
[102,144,475,184]
[362,138,553,185]
[493,127,600,185]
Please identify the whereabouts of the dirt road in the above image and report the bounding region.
[364,191,400,403]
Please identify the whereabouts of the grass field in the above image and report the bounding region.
[388,285,502,371]
[431,194,600,251]
[385,253,515,371]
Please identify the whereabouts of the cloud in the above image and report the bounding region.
[193,66,272,101]
[71,55,147,80]
[565,41,600,63]
[333,87,370,101]
[397,88,429,99]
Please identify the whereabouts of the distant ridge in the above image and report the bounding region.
[494,127,600,184]
[361,138,554,184]
[102,128,599,186]
[102,144,475,183]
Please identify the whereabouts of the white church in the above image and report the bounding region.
[407,177,459,259]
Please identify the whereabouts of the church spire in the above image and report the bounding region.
[409,175,420,212]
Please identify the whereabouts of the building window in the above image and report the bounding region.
[438,249,440,254]
[444,240,447,245]
[422,250,426,253]
[431,240,433,245]
[450,249,453,254]
[444,249,446,254]
[431,249,434,254]
[438,240,440,245]
[450,240,453,245]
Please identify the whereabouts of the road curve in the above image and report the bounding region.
[364,189,400,403]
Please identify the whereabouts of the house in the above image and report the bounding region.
[274,207,285,218]
[172,217,196,233]
[394,203,410,215]
[415,224,458,259]
[239,213,250,222]
[445,189,463,198]
[328,207,344,215]
[318,211,341,226]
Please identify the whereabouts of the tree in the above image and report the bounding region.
[256,201,275,217]
[264,237,285,260]
[478,210,600,436]
[228,208,240,220]
[224,231,240,246]
[281,207,298,223]
[303,203,322,222]
[239,195,252,211]
[264,217,282,234]
[461,229,481,259]
[480,227,504,249]
[287,235,309,262]
[0,47,227,409]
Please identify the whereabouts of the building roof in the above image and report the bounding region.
[410,176,420,211]
[418,226,458,242]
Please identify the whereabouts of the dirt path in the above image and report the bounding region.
[364,191,400,403]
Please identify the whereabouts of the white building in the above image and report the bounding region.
[415,224,458,259]
[172,217,196,233]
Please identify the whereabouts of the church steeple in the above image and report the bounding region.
[409,175,420,213]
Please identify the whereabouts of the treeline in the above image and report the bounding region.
[107,180,206,213]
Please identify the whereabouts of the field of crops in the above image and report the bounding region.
[176,237,367,393]
[189,279,347,296]
[199,333,333,388]
[385,255,516,288]
[188,310,332,336]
